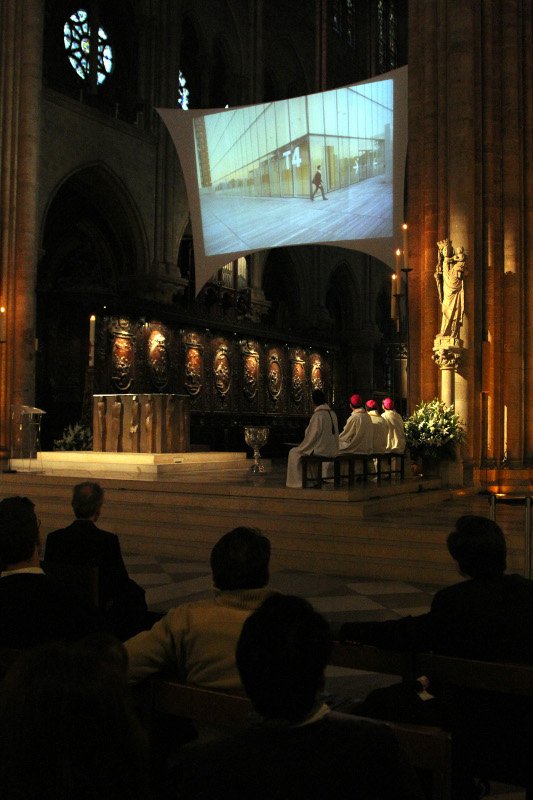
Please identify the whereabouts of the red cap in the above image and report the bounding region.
[365,399,378,411]
[350,394,363,408]
[382,397,394,410]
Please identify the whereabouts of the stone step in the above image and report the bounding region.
[1,472,529,584]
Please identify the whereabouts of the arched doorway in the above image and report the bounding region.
[36,164,146,446]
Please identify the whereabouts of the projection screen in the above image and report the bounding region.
[158,65,407,293]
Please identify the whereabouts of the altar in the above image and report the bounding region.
[92,394,190,453]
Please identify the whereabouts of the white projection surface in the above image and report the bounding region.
[158,66,407,293]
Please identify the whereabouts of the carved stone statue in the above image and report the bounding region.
[111,395,122,452]
[96,396,106,450]
[435,239,466,340]
[144,395,153,452]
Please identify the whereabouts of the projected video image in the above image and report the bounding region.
[194,80,393,256]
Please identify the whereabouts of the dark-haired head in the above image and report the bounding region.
[312,389,326,407]
[447,515,506,578]
[0,640,149,800]
[210,527,270,591]
[0,496,39,571]
[236,594,332,724]
[72,482,104,519]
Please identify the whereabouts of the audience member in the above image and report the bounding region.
[0,638,150,800]
[44,481,148,639]
[0,496,100,649]
[365,399,389,454]
[286,389,339,488]
[126,526,273,691]
[340,515,533,661]
[175,594,423,800]
[340,515,533,796]
[381,397,406,453]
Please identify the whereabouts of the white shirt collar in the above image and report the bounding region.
[0,566,44,578]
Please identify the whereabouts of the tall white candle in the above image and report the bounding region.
[391,274,397,320]
[0,306,6,342]
[89,314,96,368]
[402,223,408,268]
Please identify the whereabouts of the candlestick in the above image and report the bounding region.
[402,223,408,268]
[89,314,96,368]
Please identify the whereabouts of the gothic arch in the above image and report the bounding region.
[35,162,148,445]
[326,261,362,334]
[262,249,301,332]
[39,161,148,290]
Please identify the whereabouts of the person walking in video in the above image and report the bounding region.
[311,165,328,200]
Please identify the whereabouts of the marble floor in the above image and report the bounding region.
[124,549,526,799]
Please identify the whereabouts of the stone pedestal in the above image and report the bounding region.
[432,336,464,406]
[93,394,190,453]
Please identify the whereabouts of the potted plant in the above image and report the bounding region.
[53,423,93,451]
[404,399,465,476]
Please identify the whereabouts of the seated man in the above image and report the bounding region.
[381,397,406,454]
[44,481,147,639]
[175,594,422,800]
[125,527,273,691]
[0,496,100,649]
[338,394,374,454]
[324,394,373,480]
[286,389,339,488]
[340,515,533,662]
[339,516,533,793]
[365,399,389,454]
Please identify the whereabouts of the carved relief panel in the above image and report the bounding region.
[147,327,171,391]
[310,353,324,391]
[240,340,259,406]
[289,348,307,407]
[212,339,232,405]
[110,318,135,392]
[266,346,285,412]
[183,332,204,399]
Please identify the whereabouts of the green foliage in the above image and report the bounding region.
[53,423,93,451]
[404,399,465,461]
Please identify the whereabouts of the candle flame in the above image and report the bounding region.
[402,223,408,230]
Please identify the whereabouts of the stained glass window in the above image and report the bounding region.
[63,9,113,85]
[178,70,189,109]
[377,0,397,72]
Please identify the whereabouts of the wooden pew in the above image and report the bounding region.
[148,676,452,800]
[330,642,533,798]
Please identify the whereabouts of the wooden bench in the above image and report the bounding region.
[301,453,406,489]
[334,452,406,487]
[300,454,337,488]
[330,642,533,798]
[148,676,452,799]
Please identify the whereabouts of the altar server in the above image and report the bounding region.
[286,390,339,488]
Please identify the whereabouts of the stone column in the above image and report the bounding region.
[248,252,271,321]
[432,341,463,407]
[0,0,43,456]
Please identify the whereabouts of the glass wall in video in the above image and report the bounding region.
[194,81,392,200]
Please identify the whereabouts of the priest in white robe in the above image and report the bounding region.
[381,397,406,453]
[286,389,339,488]
[365,399,389,453]
[338,394,374,454]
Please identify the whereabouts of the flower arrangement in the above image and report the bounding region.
[404,399,465,462]
[53,423,93,451]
